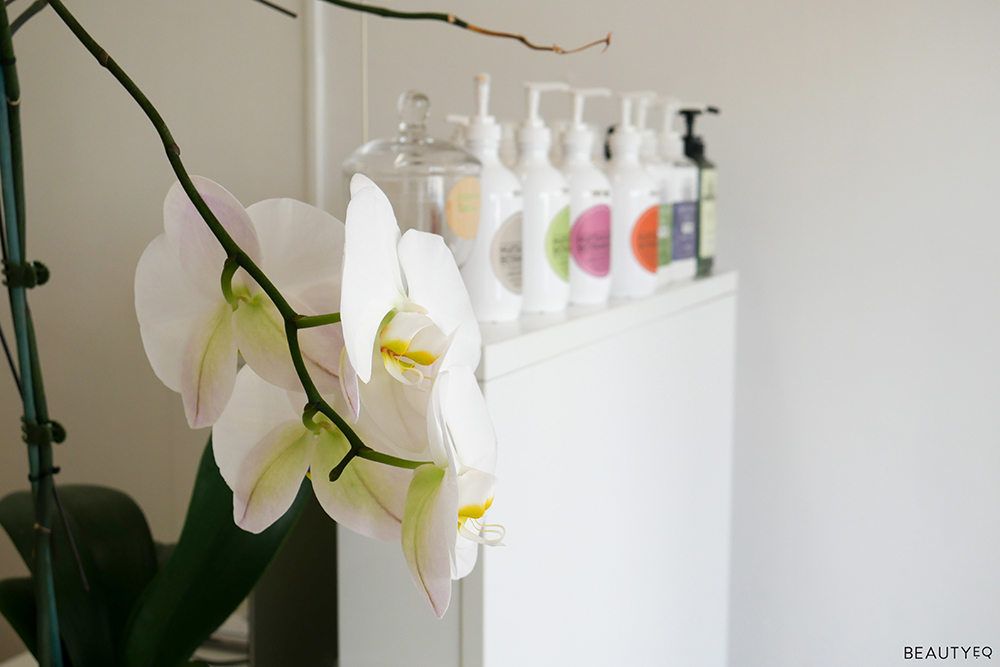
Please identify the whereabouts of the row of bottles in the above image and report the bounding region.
[341,76,719,324]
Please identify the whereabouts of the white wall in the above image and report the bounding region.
[0,0,308,659]
[321,1,1000,665]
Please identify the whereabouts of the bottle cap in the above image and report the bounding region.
[563,87,611,156]
[467,73,502,146]
[519,81,569,148]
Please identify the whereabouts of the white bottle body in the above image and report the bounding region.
[515,150,571,313]
[608,157,659,299]
[562,154,612,304]
[461,146,524,321]
[664,159,700,281]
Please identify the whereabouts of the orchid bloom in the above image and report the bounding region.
[341,174,503,617]
[212,365,411,539]
[135,178,343,427]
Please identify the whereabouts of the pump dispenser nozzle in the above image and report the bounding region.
[466,73,501,147]
[634,92,659,162]
[679,104,720,160]
[653,96,685,160]
[519,81,569,150]
[524,81,570,128]
[570,88,611,130]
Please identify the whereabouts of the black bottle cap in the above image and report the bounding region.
[680,106,719,161]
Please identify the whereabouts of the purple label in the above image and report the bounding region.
[672,201,698,261]
[570,204,611,277]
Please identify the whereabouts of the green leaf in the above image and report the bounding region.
[0,577,37,657]
[122,437,308,667]
[0,486,159,667]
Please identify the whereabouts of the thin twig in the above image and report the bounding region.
[319,0,611,54]
[50,484,90,592]
[248,0,295,20]
[0,321,20,394]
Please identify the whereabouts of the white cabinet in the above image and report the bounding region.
[338,273,738,667]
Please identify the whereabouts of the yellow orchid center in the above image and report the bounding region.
[378,309,449,385]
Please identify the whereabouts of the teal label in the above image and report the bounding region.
[658,204,673,267]
[545,205,571,281]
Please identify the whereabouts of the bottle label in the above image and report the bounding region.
[570,204,610,277]
[698,169,717,259]
[490,211,522,294]
[445,177,481,240]
[658,204,673,267]
[632,205,660,274]
[672,201,697,260]
[545,205,571,281]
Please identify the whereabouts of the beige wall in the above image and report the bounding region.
[0,0,308,659]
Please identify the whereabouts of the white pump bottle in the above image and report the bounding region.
[458,74,524,322]
[515,82,571,313]
[636,93,675,286]
[561,88,613,305]
[607,93,659,299]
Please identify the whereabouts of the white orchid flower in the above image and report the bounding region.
[212,364,411,538]
[340,174,502,617]
[401,365,503,617]
[135,177,343,427]
[340,174,481,456]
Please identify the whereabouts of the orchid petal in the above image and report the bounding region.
[396,230,481,370]
[451,534,479,580]
[163,177,262,297]
[213,365,300,491]
[342,174,406,384]
[180,301,238,428]
[401,464,457,618]
[232,421,314,534]
[310,427,411,542]
[339,349,360,422]
[357,361,432,455]
[135,234,218,392]
[438,367,497,473]
[233,294,340,394]
[246,198,345,295]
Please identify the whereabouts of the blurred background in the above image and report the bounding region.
[1,0,998,664]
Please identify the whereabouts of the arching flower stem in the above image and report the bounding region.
[45,0,405,477]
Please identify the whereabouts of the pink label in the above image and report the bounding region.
[570,204,610,277]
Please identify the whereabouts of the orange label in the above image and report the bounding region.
[445,177,481,240]
[631,206,660,273]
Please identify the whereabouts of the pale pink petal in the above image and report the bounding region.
[213,366,302,491]
[232,422,314,534]
[310,427,412,542]
[247,198,345,295]
[180,302,238,428]
[396,230,481,370]
[163,177,262,297]
[342,174,406,384]
[233,294,340,394]
[135,234,218,392]
[356,362,432,456]
[339,349,360,422]
[401,464,457,618]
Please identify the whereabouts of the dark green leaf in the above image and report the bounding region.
[0,486,159,667]
[0,577,37,657]
[154,542,176,571]
[122,438,308,667]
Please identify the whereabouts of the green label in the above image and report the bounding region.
[698,169,718,259]
[545,205,571,281]
[658,203,673,267]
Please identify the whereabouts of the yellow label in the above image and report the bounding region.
[445,177,481,240]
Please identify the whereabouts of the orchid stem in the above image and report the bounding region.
[319,0,611,54]
[293,312,340,328]
[44,0,413,480]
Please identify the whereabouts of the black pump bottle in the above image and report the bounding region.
[680,107,719,278]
